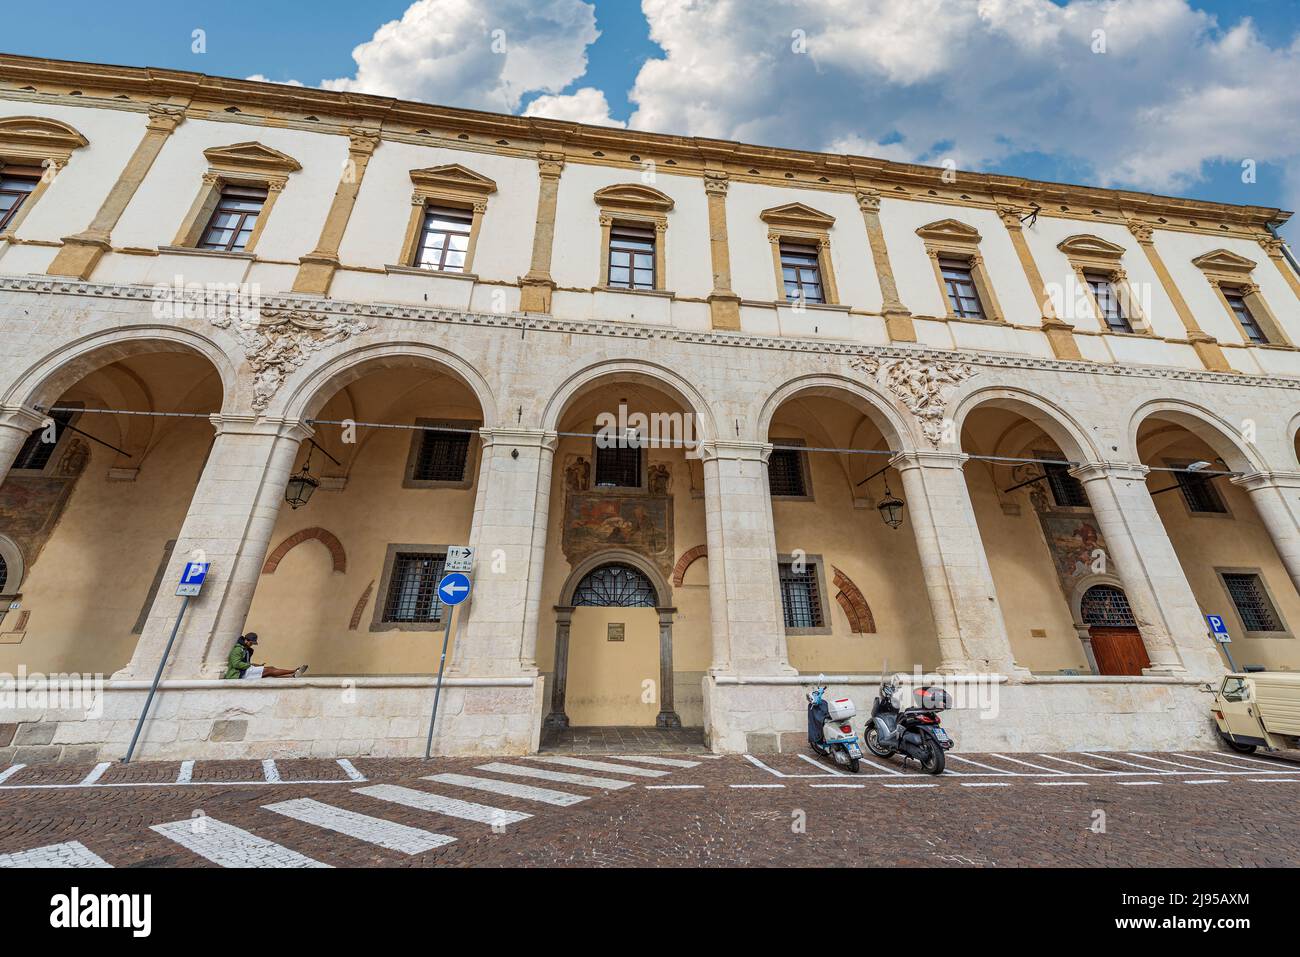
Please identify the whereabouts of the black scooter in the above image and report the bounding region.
[864,674,954,775]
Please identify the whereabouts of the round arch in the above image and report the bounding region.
[951,387,1101,464]
[278,341,497,426]
[0,533,25,595]
[540,359,718,443]
[1127,399,1267,474]
[2,325,236,414]
[756,374,916,452]
[547,548,679,732]
[1288,411,1300,467]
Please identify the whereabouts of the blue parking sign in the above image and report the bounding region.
[176,562,209,597]
[1206,614,1231,643]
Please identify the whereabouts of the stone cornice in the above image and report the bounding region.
[4,275,1300,392]
[0,53,1288,236]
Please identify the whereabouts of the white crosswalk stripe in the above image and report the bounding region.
[354,784,531,825]
[424,772,588,806]
[0,764,25,785]
[476,761,633,790]
[527,756,670,777]
[263,798,455,854]
[608,755,701,768]
[0,840,112,868]
[152,817,329,868]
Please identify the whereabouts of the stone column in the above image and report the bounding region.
[544,607,573,730]
[655,607,681,728]
[0,406,45,484]
[1231,470,1300,597]
[519,150,564,313]
[700,441,795,676]
[120,415,310,678]
[450,428,556,677]
[47,103,187,279]
[703,170,741,330]
[292,129,381,296]
[997,205,1081,360]
[856,188,915,342]
[1071,462,1220,677]
[1126,220,1229,371]
[891,451,1022,674]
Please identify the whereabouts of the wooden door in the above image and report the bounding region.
[1089,626,1150,676]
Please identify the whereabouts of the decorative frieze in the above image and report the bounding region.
[850,355,976,445]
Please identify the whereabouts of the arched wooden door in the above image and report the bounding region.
[1081,584,1150,676]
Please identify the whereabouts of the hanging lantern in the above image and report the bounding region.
[285,447,319,509]
[877,482,905,529]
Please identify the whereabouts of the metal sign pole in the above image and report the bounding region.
[122,595,189,764]
[1220,639,1238,673]
[425,606,455,759]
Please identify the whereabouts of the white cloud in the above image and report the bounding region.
[523,87,626,127]
[322,0,599,113]
[244,75,304,87]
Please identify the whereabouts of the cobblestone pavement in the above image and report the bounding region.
[0,750,1297,867]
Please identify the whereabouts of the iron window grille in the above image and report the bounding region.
[1223,290,1268,344]
[571,563,657,607]
[768,447,807,497]
[0,552,7,593]
[1223,573,1281,632]
[415,205,473,272]
[1042,460,1089,507]
[779,561,824,628]
[413,428,471,482]
[1084,272,1133,333]
[939,257,985,319]
[608,224,656,290]
[1174,470,1226,513]
[382,552,447,623]
[1080,585,1136,627]
[0,172,39,231]
[594,441,642,488]
[779,242,825,303]
[12,407,75,471]
[199,185,268,252]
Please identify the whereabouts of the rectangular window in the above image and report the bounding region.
[779,561,825,629]
[12,407,75,471]
[412,428,471,482]
[0,171,40,232]
[415,205,473,272]
[594,441,642,488]
[1174,469,1226,514]
[607,223,656,290]
[1222,572,1282,632]
[1042,460,1088,507]
[1084,272,1132,333]
[939,257,985,319]
[780,241,825,304]
[198,185,267,252]
[768,447,807,497]
[382,552,447,623]
[1223,290,1268,344]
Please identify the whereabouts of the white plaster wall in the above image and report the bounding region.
[111,118,348,263]
[0,101,147,242]
[337,141,538,280]
[726,182,882,310]
[549,163,712,297]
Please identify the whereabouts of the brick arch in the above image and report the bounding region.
[672,544,708,587]
[262,527,346,575]
[832,566,876,634]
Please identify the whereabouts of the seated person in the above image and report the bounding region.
[223,632,307,679]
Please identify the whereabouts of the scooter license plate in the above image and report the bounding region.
[847,744,863,759]
[931,728,950,742]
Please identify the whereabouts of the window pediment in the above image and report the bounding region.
[760,202,835,231]
[202,142,302,179]
[594,183,675,216]
[0,115,88,164]
[409,164,498,201]
[1191,248,1257,275]
[915,218,982,245]
[1056,234,1126,261]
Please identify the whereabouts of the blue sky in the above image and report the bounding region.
[6,1,1298,235]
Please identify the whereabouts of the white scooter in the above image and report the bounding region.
[807,685,864,772]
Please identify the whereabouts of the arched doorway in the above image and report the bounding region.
[546,551,678,730]
[1079,584,1150,675]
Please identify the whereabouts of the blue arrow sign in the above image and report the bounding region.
[438,572,472,606]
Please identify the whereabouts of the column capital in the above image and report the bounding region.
[703,169,730,194]
[1125,219,1155,244]
[478,427,558,451]
[890,449,968,471]
[996,205,1026,230]
[536,150,566,178]
[1069,461,1149,483]
[0,405,46,431]
[1231,469,1300,492]
[145,103,188,134]
[699,439,770,463]
[347,128,382,155]
[855,188,882,213]
[211,414,313,443]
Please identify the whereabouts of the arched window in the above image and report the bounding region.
[1080,585,1136,627]
[0,551,7,593]
[572,563,657,607]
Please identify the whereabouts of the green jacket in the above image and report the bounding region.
[223,642,252,680]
